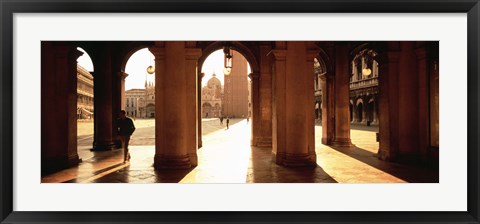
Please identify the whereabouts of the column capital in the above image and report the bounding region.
[415,47,428,60]
[185,48,202,61]
[272,49,287,61]
[198,72,205,79]
[306,49,321,62]
[118,71,129,80]
[73,48,84,60]
[55,45,83,60]
[148,46,166,60]
[248,72,260,80]
[377,51,400,65]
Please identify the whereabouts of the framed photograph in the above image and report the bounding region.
[1,0,479,223]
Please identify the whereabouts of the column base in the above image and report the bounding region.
[91,141,116,151]
[41,154,80,176]
[252,137,272,147]
[331,138,354,147]
[321,137,332,145]
[282,153,316,167]
[154,154,192,170]
[188,153,198,166]
[378,148,395,161]
[67,154,81,165]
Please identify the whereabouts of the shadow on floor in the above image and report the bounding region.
[85,165,194,183]
[315,123,379,132]
[247,147,337,183]
[62,162,127,183]
[329,146,439,183]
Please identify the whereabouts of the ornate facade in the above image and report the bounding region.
[201,73,223,118]
[76,64,94,119]
[314,50,379,126]
[125,89,145,118]
[349,49,379,125]
[200,51,251,119]
[125,80,155,118]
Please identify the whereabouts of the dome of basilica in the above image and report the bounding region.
[207,73,222,88]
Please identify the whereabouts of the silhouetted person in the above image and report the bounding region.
[117,110,135,163]
[226,117,230,130]
[220,116,224,125]
[247,116,249,124]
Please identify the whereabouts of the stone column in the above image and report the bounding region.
[378,43,400,161]
[248,72,260,146]
[372,98,379,125]
[272,46,287,164]
[197,72,204,148]
[111,71,127,149]
[362,99,368,124]
[320,73,335,145]
[272,41,316,166]
[92,45,116,151]
[415,45,430,162]
[254,43,273,147]
[185,46,202,166]
[41,42,81,174]
[352,102,358,124]
[331,43,353,147]
[396,42,420,162]
[306,48,319,159]
[119,72,128,110]
[150,41,199,169]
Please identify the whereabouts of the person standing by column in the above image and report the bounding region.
[117,110,136,163]
[226,117,230,130]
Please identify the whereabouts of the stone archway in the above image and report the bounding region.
[202,102,212,118]
[197,41,263,148]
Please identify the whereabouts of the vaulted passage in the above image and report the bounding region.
[41,41,439,183]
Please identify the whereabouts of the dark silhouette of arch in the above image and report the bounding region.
[119,41,155,72]
[357,102,364,123]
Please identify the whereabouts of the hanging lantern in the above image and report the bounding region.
[223,67,232,76]
[147,65,155,74]
[223,46,233,75]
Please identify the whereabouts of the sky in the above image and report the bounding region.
[76,47,249,91]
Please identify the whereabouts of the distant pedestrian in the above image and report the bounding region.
[117,110,136,163]
[226,117,230,130]
[220,116,224,125]
[247,116,249,124]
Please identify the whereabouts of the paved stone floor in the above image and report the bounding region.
[42,119,438,183]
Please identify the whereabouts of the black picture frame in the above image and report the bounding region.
[1,1,479,223]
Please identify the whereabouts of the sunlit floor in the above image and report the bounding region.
[42,119,438,183]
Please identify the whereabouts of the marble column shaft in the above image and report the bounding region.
[272,41,316,166]
[254,44,273,147]
[331,44,353,147]
[197,72,204,148]
[150,42,201,169]
[320,74,335,145]
[41,42,81,174]
[92,46,116,151]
